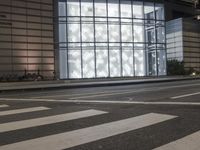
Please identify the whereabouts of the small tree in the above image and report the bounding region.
[167,60,185,75]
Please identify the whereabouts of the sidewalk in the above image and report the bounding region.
[0,76,199,92]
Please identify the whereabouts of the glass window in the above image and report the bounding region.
[95,23,107,42]
[133,1,143,19]
[121,1,132,18]
[144,2,155,20]
[68,50,82,78]
[96,48,109,77]
[155,3,164,20]
[108,0,119,17]
[82,23,94,42]
[134,25,144,42]
[59,2,66,16]
[81,1,93,16]
[95,0,107,16]
[67,0,80,16]
[68,23,80,42]
[82,50,95,78]
[109,24,120,42]
[122,47,134,76]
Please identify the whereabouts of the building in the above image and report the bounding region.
[58,0,166,79]
[0,0,55,80]
[0,0,166,80]
[166,18,200,72]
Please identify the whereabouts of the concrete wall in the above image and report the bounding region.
[0,0,55,79]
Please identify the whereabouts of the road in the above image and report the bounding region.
[0,79,200,150]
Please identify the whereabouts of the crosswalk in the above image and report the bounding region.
[0,103,199,150]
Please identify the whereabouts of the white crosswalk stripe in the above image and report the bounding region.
[0,106,50,116]
[0,109,107,133]
[0,104,9,108]
[153,130,200,150]
[0,113,177,150]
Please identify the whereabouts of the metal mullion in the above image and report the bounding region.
[79,0,83,78]
[93,0,97,78]
[106,0,110,77]
[131,0,135,77]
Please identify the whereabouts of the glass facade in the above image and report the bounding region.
[58,0,166,79]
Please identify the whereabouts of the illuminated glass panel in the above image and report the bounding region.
[122,46,134,76]
[96,49,109,77]
[58,0,166,79]
[68,50,82,78]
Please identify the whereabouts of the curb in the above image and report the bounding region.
[0,77,200,93]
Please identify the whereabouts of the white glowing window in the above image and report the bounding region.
[96,50,109,77]
[82,50,95,78]
[68,50,82,78]
[122,49,134,76]
[67,1,80,16]
[133,2,143,18]
[81,1,93,16]
[95,1,107,16]
[108,0,119,17]
[134,50,145,76]
[110,49,121,77]
[121,1,132,18]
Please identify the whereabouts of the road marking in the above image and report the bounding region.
[69,83,200,99]
[12,83,200,99]
[0,107,50,116]
[0,104,9,108]
[0,113,177,150]
[1,98,200,106]
[171,92,200,99]
[69,90,141,99]
[0,109,107,133]
[153,130,200,150]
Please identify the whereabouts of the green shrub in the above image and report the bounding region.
[167,60,185,75]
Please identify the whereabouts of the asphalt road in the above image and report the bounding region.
[0,79,200,150]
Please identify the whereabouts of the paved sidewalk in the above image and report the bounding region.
[0,76,199,92]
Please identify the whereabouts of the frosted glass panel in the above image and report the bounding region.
[96,50,109,77]
[59,2,66,16]
[122,50,134,76]
[158,50,166,75]
[134,25,144,42]
[121,25,132,42]
[68,50,82,78]
[108,0,119,17]
[59,24,66,43]
[135,50,145,76]
[95,23,107,42]
[82,50,95,78]
[95,1,106,16]
[110,50,121,77]
[82,24,94,42]
[81,1,93,16]
[109,24,120,42]
[121,1,132,18]
[67,1,80,16]
[133,2,143,18]
[68,24,80,42]
[59,49,68,79]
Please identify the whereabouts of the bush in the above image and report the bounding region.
[167,60,185,75]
